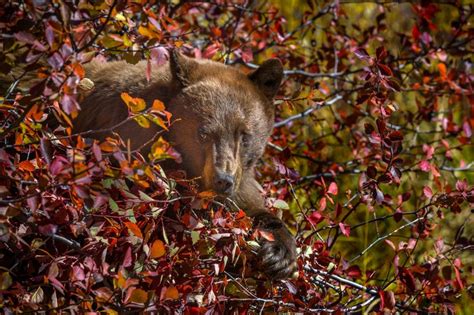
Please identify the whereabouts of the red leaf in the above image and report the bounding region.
[412,25,421,40]
[367,166,377,179]
[346,265,361,278]
[399,268,416,292]
[376,118,386,134]
[308,211,324,225]
[388,131,403,141]
[376,46,387,60]
[378,64,393,76]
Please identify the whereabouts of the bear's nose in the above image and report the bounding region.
[214,172,235,195]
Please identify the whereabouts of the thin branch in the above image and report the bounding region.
[274,95,342,128]
[349,216,424,263]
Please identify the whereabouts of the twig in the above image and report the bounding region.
[274,95,342,128]
[349,217,424,263]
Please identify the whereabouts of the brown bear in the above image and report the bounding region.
[72,51,297,279]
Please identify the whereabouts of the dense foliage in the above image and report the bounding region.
[0,0,472,313]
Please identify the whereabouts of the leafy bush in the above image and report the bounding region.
[0,0,472,313]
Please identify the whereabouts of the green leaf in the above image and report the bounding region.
[191,230,200,245]
[109,198,119,212]
[273,199,289,210]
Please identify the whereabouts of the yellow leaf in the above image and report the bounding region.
[0,272,12,290]
[122,34,132,47]
[138,25,157,39]
[148,115,168,130]
[124,221,143,239]
[150,240,166,258]
[151,99,165,112]
[114,12,126,21]
[130,288,148,304]
[100,141,118,152]
[165,286,179,300]
[134,115,150,128]
[121,92,146,113]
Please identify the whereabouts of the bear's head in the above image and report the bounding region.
[167,51,283,197]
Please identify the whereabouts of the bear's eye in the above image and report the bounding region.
[198,127,208,142]
[241,133,251,148]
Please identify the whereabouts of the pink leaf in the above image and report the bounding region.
[419,160,431,172]
[151,47,168,66]
[384,239,396,251]
[38,224,58,235]
[319,197,327,211]
[327,182,338,195]
[241,48,253,63]
[455,179,468,192]
[423,186,433,199]
[71,265,85,281]
[146,59,151,82]
[354,48,370,60]
[339,223,350,237]
[123,246,132,267]
[463,121,472,138]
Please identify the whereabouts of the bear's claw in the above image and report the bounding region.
[254,212,297,280]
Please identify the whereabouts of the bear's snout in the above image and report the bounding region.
[213,171,235,195]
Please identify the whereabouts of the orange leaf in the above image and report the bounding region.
[129,288,148,304]
[18,160,35,172]
[150,240,166,258]
[71,63,85,78]
[124,222,143,239]
[438,63,447,80]
[198,190,217,199]
[151,99,165,112]
[116,271,126,289]
[165,286,179,300]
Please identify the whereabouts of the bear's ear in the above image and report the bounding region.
[169,49,198,86]
[248,59,283,99]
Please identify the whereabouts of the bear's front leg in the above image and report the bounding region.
[234,177,297,279]
[253,211,297,279]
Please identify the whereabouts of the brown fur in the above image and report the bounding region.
[73,51,296,279]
